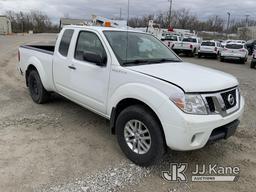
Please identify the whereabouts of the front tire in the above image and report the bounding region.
[220,56,225,62]
[28,70,50,104]
[116,105,165,166]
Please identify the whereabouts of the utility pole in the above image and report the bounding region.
[120,8,122,20]
[245,14,250,27]
[226,12,231,38]
[168,0,173,27]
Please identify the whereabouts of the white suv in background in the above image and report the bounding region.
[198,41,222,59]
[220,43,248,64]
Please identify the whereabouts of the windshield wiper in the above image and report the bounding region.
[122,59,152,65]
[122,58,181,66]
[152,58,181,63]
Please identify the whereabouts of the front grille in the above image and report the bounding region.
[202,87,240,117]
[221,89,237,110]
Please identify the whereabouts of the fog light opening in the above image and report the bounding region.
[191,135,196,143]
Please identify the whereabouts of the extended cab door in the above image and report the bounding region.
[69,30,111,114]
[53,29,75,95]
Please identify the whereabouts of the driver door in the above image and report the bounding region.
[69,30,110,114]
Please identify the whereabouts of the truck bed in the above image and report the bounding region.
[20,45,55,55]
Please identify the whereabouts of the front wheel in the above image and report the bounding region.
[116,105,165,166]
[220,56,225,62]
[28,70,50,104]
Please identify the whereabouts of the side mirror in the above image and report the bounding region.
[83,51,106,66]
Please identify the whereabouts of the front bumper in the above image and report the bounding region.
[158,96,245,151]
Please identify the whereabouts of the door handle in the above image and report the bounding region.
[68,65,76,70]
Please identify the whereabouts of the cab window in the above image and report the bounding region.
[59,29,74,57]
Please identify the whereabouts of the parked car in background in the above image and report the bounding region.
[161,34,181,49]
[173,36,201,56]
[251,47,256,68]
[220,43,248,64]
[198,41,222,59]
[245,39,256,55]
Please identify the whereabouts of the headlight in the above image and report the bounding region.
[170,93,208,115]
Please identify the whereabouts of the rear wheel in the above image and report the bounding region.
[116,105,165,166]
[220,56,225,62]
[240,58,246,64]
[28,70,50,104]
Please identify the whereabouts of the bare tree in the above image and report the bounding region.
[5,10,58,33]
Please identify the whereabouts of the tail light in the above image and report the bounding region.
[214,47,217,52]
[224,48,228,51]
[190,44,193,49]
[18,50,20,62]
[239,49,246,52]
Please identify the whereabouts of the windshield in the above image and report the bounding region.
[201,42,215,46]
[182,38,197,43]
[226,44,243,49]
[104,31,181,66]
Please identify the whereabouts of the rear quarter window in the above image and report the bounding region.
[59,29,74,57]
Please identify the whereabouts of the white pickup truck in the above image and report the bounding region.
[173,36,201,56]
[18,26,244,166]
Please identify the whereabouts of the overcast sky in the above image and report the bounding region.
[1,0,256,23]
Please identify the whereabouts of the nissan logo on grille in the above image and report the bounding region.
[228,94,235,106]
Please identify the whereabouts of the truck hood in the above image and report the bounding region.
[127,62,238,92]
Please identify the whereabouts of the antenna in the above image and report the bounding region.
[125,0,130,63]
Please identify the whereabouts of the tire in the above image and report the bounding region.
[191,49,196,57]
[198,53,201,58]
[116,105,165,166]
[28,70,50,104]
[251,61,256,68]
[220,56,224,62]
[240,58,246,64]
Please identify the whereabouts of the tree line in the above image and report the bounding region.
[5,11,59,33]
[128,8,256,34]
[5,9,256,35]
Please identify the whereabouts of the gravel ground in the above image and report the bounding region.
[0,34,255,192]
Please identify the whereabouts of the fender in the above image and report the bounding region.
[108,82,171,125]
[26,56,53,91]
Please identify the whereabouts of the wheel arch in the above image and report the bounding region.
[24,56,49,90]
[110,97,167,146]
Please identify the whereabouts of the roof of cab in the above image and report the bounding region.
[62,25,143,33]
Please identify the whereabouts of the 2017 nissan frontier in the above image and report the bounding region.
[18,26,245,166]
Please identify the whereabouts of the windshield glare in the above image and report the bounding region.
[104,31,181,65]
